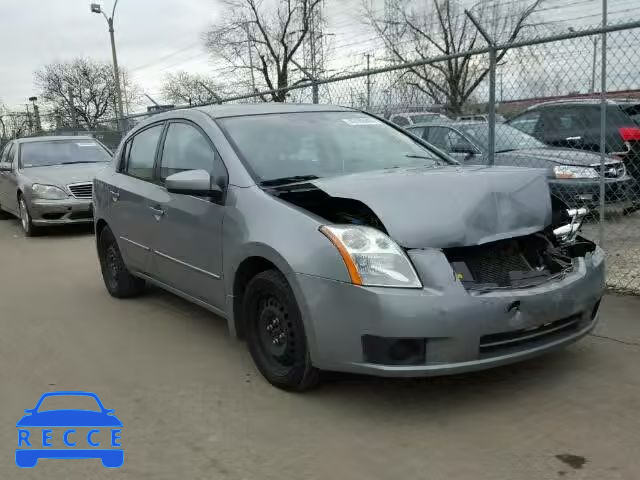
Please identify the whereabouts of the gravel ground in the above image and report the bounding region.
[581,210,640,293]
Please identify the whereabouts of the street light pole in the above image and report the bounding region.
[91,2,125,128]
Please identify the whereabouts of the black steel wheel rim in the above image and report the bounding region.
[255,295,297,369]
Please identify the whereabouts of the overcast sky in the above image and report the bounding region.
[0,0,634,110]
[0,0,220,107]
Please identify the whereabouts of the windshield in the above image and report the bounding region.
[20,140,111,168]
[459,123,546,152]
[219,112,449,183]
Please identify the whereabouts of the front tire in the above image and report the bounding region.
[243,269,320,391]
[18,195,38,237]
[98,226,145,298]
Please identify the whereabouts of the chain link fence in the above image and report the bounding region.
[9,17,640,293]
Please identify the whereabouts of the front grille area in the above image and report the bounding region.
[479,314,583,358]
[67,183,93,199]
[444,234,558,290]
[463,246,531,287]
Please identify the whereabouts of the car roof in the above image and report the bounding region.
[408,120,483,128]
[526,99,639,110]
[13,135,96,145]
[192,103,354,119]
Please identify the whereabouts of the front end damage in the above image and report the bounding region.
[266,167,605,376]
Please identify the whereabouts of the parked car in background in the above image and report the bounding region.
[506,100,640,197]
[389,111,449,126]
[94,104,603,391]
[407,122,635,212]
[0,136,111,236]
[456,114,506,123]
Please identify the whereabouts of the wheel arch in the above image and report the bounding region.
[231,255,281,339]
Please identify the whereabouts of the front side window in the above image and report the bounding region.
[459,123,546,152]
[391,115,410,126]
[407,127,425,139]
[19,140,111,168]
[125,124,164,181]
[159,123,223,181]
[219,112,449,184]
[509,112,541,135]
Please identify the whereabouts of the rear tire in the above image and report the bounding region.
[243,269,320,391]
[98,226,145,298]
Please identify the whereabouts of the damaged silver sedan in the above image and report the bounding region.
[94,104,605,391]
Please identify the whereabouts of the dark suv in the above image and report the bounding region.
[507,100,640,201]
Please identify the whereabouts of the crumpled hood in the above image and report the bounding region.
[20,163,108,188]
[310,165,552,249]
[499,147,615,167]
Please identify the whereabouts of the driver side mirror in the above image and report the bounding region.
[165,169,223,201]
[0,162,12,172]
[451,141,478,156]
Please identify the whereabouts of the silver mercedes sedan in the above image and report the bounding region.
[93,104,605,391]
[0,136,111,236]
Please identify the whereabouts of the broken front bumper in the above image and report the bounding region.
[293,247,605,377]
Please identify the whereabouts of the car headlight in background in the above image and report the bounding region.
[553,165,599,179]
[320,225,422,288]
[31,184,69,200]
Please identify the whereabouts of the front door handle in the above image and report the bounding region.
[149,205,165,219]
[109,189,120,201]
[565,136,582,142]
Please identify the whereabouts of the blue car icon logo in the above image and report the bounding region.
[16,391,123,468]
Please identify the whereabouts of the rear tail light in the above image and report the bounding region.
[619,127,640,141]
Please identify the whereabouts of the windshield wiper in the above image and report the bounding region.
[404,153,451,166]
[259,175,320,187]
[57,161,104,165]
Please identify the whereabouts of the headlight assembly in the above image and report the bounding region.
[553,165,598,179]
[320,225,422,288]
[31,184,69,200]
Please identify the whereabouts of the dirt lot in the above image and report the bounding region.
[0,218,639,480]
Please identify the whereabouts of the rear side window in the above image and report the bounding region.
[608,105,636,127]
[159,122,225,182]
[125,124,164,181]
[620,104,640,125]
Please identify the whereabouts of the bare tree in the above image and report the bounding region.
[34,58,137,129]
[365,0,544,114]
[203,0,323,102]
[0,104,32,141]
[161,71,224,105]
